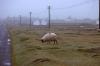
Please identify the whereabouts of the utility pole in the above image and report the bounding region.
[13,17,15,25]
[19,15,22,26]
[39,19,42,25]
[29,12,32,30]
[99,0,100,29]
[48,5,51,32]
[6,16,10,26]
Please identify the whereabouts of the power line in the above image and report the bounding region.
[52,0,97,10]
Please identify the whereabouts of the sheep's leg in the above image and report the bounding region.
[47,41,48,44]
[47,41,50,44]
[49,41,50,44]
[55,40,57,44]
[54,40,55,44]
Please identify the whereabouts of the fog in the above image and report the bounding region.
[0,0,99,19]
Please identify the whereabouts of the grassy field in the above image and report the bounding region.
[9,26,100,66]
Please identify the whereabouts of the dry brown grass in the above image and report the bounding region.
[9,26,100,66]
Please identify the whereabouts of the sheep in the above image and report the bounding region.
[40,33,58,44]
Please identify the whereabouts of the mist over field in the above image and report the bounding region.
[0,0,99,19]
[0,0,99,66]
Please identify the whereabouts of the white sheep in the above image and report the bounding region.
[40,33,58,44]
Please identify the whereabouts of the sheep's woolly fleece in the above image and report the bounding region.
[41,33,57,40]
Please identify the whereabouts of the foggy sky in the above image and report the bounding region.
[0,0,99,19]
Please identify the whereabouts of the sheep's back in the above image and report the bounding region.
[41,33,57,40]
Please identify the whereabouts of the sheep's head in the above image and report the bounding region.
[40,39,45,43]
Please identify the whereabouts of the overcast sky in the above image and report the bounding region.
[0,0,99,19]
